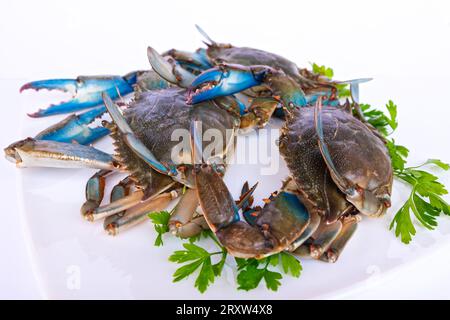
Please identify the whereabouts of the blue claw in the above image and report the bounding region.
[188,65,266,104]
[21,72,140,117]
[35,106,109,145]
[20,79,78,93]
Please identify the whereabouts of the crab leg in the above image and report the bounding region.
[101,176,134,223]
[88,176,178,222]
[169,188,201,237]
[21,72,141,117]
[104,190,179,236]
[320,215,360,263]
[110,177,134,203]
[291,219,343,260]
[81,169,115,219]
[308,220,343,259]
[4,138,117,170]
[86,190,144,222]
[287,210,321,252]
[81,173,134,221]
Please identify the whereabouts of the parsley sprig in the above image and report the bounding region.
[148,213,303,293]
[389,159,450,243]
[148,210,171,246]
[169,231,227,293]
[235,252,302,291]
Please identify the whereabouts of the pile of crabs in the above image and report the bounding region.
[5,26,392,263]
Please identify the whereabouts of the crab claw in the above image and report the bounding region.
[35,106,109,145]
[195,165,310,259]
[4,138,116,170]
[21,72,140,117]
[147,47,195,88]
[187,64,268,104]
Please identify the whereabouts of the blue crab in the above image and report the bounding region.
[187,63,393,261]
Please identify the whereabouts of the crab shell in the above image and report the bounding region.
[280,105,393,220]
[111,87,240,191]
[206,45,302,82]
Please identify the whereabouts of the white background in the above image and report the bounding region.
[1,0,450,299]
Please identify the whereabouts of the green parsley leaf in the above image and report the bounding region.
[385,100,398,131]
[357,102,399,136]
[188,229,214,244]
[357,104,390,136]
[336,83,351,98]
[386,139,409,172]
[172,259,204,282]
[312,63,334,78]
[169,242,226,293]
[263,270,283,291]
[148,211,171,246]
[236,253,302,291]
[389,202,415,244]
[280,252,302,277]
[212,252,227,277]
[424,159,450,171]
[236,264,265,291]
[269,253,279,267]
[390,160,450,243]
[195,256,215,293]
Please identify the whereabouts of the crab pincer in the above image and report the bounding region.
[35,105,109,145]
[188,121,310,259]
[20,72,140,117]
[4,138,117,170]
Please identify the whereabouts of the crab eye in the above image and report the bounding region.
[378,194,391,208]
